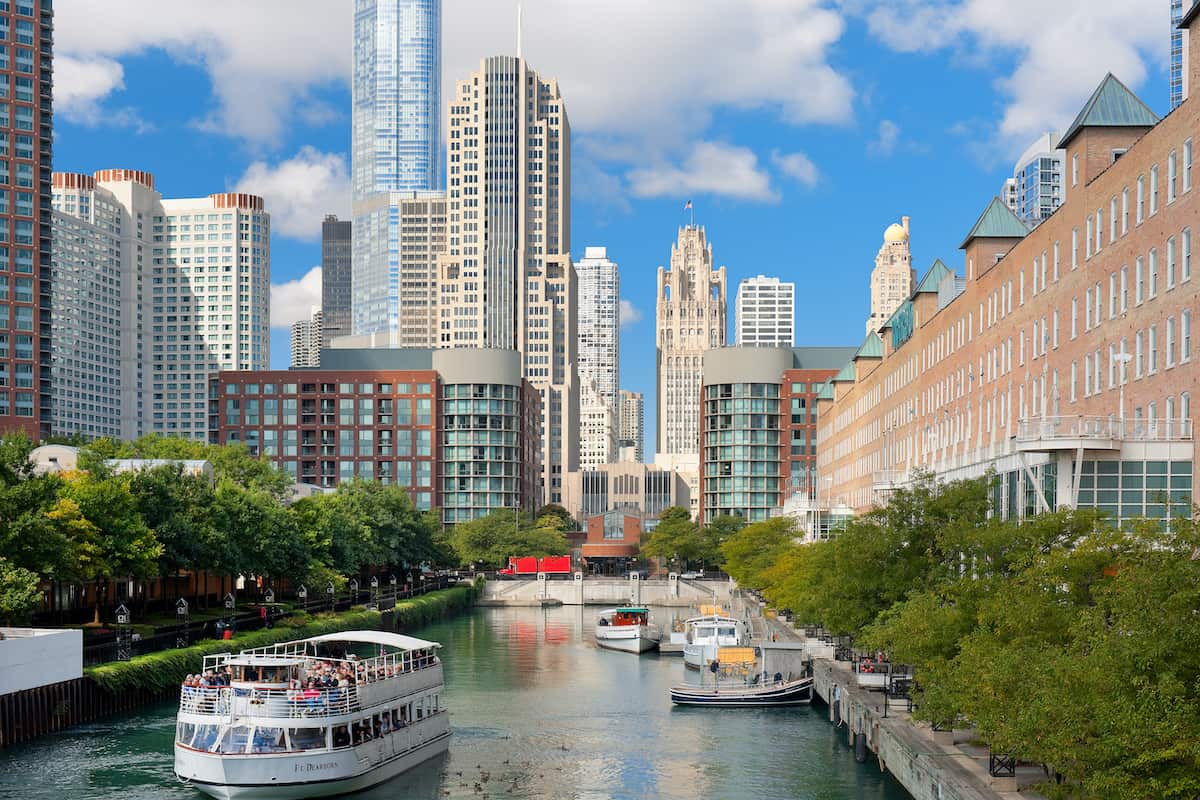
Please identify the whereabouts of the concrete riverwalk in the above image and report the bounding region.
[755,610,1048,800]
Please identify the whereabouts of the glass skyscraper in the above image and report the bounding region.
[1171,0,1185,111]
[352,0,443,335]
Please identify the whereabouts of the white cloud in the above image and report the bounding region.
[868,120,902,157]
[233,147,350,241]
[55,0,351,144]
[627,141,778,202]
[56,0,854,176]
[271,267,322,330]
[771,150,820,187]
[855,0,1162,154]
[619,299,643,329]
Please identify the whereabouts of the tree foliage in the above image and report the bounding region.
[446,509,569,568]
[739,473,1200,797]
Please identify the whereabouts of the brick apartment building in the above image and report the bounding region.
[817,12,1200,524]
[211,348,541,525]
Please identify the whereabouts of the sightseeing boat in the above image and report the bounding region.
[173,631,449,799]
[682,614,748,670]
[594,607,661,654]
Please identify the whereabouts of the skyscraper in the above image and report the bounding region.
[51,169,271,442]
[575,247,619,407]
[656,226,727,457]
[320,215,352,346]
[618,389,644,463]
[351,0,445,336]
[291,307,322,368]
[437,55,577,504]
[865,216,914,336]
[0,0,52,439]
[352,0,442,197]
[576,247,619,468]
[736,275,795,347]
[50,174,121,439]
[1000,132,1063,228]
[1172,0,1185,110]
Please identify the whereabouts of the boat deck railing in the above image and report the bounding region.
[179,684,362,719]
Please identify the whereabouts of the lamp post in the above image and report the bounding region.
[370,576,379,607]
[326,581,335,613]
[297,584,308,612]
[224,592,236,635]
[349,578,360,605]
[389,574,397,602]
[175,598,190,649]
[115,603,132,661]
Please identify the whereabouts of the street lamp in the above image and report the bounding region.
[326,581,335,612]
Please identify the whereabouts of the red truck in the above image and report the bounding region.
[499,556,572,576]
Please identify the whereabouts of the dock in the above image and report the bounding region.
[732,597,1049,800]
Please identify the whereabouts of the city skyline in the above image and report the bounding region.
[48,0,1173,452]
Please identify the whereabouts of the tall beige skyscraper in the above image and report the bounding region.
[865,216,914,335]
[437,55,577,504]
[655,225,727,457]
[618,389,644,463]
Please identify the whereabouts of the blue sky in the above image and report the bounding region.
[52,0,1170,452]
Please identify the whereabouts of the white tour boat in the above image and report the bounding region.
[682,614,748,670]
[174,630,449,799]
[594,607,661,654]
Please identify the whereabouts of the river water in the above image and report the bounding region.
[0,606,909,800]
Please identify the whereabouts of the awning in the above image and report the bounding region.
[305,630,441,651]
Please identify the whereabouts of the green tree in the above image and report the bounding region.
[701,514,744,568]
[60,474,161,582]
[447,510,569,568]
[640,506,703,568]
[0,557,40,624]
[719,516,796,588]
[128,465,219,576]
[535,502,577,531]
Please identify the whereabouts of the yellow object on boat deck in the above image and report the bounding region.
[717,647,756,665]
[698,604,725,616]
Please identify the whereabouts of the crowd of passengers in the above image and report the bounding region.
[180,650,438,692]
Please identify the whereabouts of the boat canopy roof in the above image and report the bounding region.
[305,630,441,651]
[604,607,648,614]
[684,615,741,625]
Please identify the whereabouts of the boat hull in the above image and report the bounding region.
[176,729,450,800]
[669,677,813,707]
[595,624,659,654]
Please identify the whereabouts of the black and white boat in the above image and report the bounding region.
[669,675,813,707]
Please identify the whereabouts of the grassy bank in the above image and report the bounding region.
[87,582,479,696]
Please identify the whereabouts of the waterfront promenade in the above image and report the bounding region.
[759,611,1049,800]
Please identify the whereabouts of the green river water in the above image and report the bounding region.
[0,606,910,799]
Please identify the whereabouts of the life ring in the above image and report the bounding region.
[860,659,874,673]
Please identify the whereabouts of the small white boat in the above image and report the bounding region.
[670,675,813,707]
[682,614,748,670]
[594,607,661,654]
[173,630,449,799]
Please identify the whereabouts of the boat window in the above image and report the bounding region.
[288,727,327,751]
[697,627,713,637]
[331,724,351,748]
[193,724,221,751]
[250,726,286,753]
[177,722,197,745]
[719,627,736,637]
[216,726,252,754]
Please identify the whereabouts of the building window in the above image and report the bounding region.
[1071,297,1078,339]
[1150,164,1159,214]
[1136,175,1145,224]
[1149,325,1158,374]
[1053,241,1060,281]
[1084,353,1092,396]
[1119,266,1128,313]
[1183,228,1192,282]
[1168,150,1178,203]
[1136,330,1144,378]
[1183,310,1192,363]
[1070,361,1077,402]
[1121,189,1129,235]
[1071,227,1079,269]
[1110,197,1118,241]
[1185,139,1193,193]
[1135,256,1144,304]
[1086,218,1093,258]
[1095,209,1103,252]
[1071,153,1079,186]
[1149,248,1158,298]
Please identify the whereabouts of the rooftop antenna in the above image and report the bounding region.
[517,1,523,60]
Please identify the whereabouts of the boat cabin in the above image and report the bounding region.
[607,607,650,627]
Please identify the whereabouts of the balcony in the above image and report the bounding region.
[1016,415,1193,451]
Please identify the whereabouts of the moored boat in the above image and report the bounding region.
[594,607,661,654]
[173,631,449,799]
[682,614,748,670]
[670,675,813,707]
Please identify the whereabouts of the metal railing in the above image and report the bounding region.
[179,684,361,719]
[1016,415,1193,443]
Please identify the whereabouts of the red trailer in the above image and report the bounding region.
[538,556,572,575]
[498,555,572,576]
